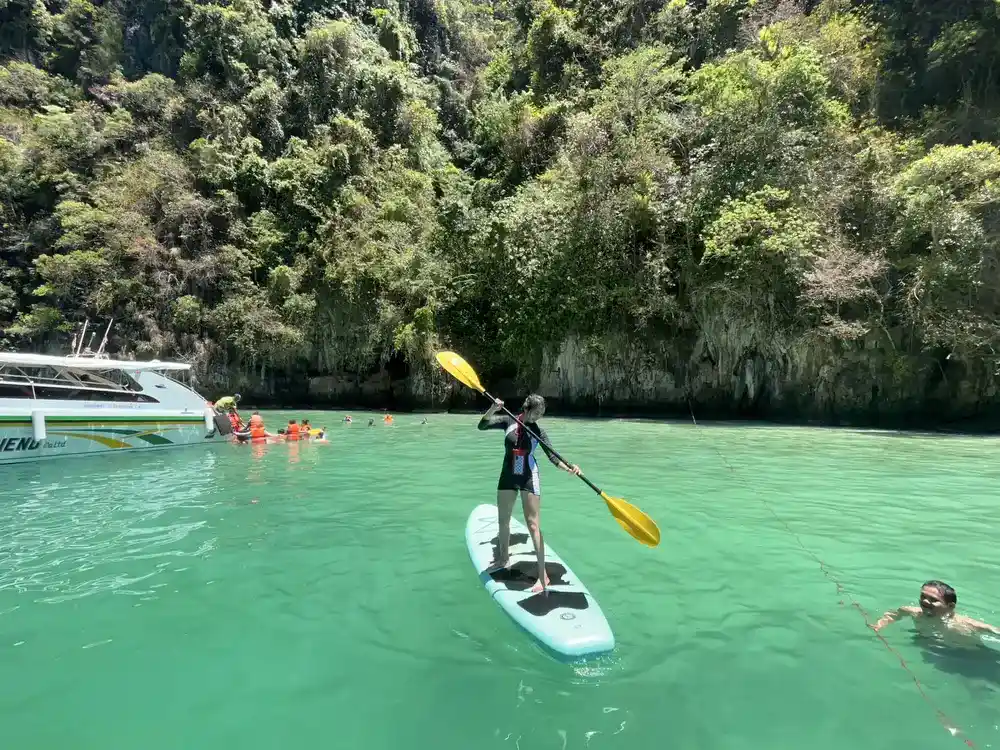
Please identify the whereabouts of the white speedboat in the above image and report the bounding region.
[0,347,223,466]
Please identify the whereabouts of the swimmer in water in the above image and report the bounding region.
[876,581,1000,691]
[368,418,375,427]
[873,581,1000,642]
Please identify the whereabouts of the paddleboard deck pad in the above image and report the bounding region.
[465,503,615,659]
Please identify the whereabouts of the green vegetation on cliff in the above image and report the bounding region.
[2,0,1000,424]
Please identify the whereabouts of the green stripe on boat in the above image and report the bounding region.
[135,434,174,446]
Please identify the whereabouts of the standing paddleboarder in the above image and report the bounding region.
[478,394,581,593]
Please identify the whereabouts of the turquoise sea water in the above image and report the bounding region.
[1,412,999,749]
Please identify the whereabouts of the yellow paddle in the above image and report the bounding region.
[435,350,661,547]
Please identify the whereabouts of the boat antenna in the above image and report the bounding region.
[76,319,89,357]
[96,319,113,358]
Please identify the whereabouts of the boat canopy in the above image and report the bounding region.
[0,353,192,372]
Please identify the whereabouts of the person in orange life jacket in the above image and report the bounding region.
[249,413,273,443]
[234,412,272,443]
[286,420,302,440]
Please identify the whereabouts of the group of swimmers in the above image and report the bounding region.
[211,396,327,444]
[233,412,327,444]
[341,413,427,426]
[212,395,433,444]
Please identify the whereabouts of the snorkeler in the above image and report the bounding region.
[873,581,1000,639]
[477,394,580,594]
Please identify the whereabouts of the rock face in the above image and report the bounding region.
[529,330,1000,429]
[199,329,1000,430]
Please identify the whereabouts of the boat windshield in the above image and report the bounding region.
[0,364,160,403]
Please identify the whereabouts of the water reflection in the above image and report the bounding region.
[913,632,1000,690]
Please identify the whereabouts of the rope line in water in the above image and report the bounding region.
[686,403,974,748]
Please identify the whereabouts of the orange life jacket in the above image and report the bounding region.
[250,425,266,443]
[286,423,300,440]
[229,413,242,431]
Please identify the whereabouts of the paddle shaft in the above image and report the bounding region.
[481,389,605,497]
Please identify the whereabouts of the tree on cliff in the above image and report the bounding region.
[1,0,999,423]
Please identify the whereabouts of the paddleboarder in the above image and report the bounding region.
[478,394,580,594]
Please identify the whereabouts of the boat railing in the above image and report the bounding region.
[158,368,202,394]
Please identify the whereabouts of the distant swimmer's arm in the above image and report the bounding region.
[478,399,509,430]
[873,606,921,632]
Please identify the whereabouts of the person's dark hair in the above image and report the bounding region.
[924,580,957,606]
[522,394,545,414]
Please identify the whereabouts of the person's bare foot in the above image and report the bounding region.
[530,572,550,594]
[486,557,509,572]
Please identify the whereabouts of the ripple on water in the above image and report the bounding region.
[0,451,221,603]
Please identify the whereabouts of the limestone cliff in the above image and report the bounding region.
[207,327,1000,432]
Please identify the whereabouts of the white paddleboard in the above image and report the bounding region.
[465,503,614,659]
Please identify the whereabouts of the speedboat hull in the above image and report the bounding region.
[0,412,218,465]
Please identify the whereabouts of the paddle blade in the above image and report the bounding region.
[435,351,485,393]
[602,492,660,547]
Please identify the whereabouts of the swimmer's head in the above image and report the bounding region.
[522,394,545,421]
[920,581,957,616]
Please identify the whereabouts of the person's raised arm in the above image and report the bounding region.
[478,398,510,430]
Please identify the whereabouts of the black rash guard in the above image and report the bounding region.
[478,412,560,495]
